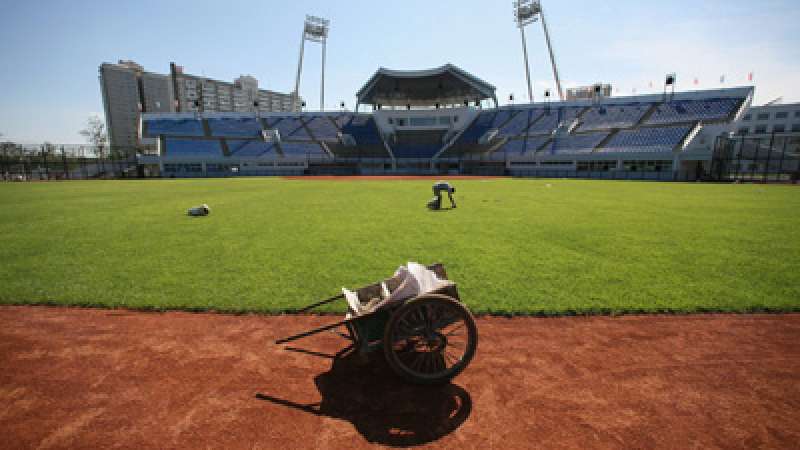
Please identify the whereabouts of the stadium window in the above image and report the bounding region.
[742,114,752,121]
[773,124,786,133]
[757,113,770,121]
[795,111,800,118]
[737,127,749,135]
[775,112,788,119]
[792,124,800,132]
[755,125,767,134]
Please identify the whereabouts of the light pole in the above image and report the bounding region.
[513,1,564,101]
[293,15,330,112]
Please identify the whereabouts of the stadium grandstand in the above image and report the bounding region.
[138,64,754,180]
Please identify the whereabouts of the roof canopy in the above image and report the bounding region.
[356,64,497,107]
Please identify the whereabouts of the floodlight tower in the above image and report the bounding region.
[293,15,330,111]
[513,0,564,101]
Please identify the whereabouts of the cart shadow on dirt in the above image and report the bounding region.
[256,347,472,447]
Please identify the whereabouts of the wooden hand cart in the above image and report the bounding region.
[275,264,478,385]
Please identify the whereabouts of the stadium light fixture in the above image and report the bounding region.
[664,73,677,101]
[293,15,330,112]
[513,0,564,102]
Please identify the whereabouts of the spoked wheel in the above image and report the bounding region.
[383,294,478,384]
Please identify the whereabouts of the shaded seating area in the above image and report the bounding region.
[144,118,205,137]
[440,110,515,158]
[496,109,544,138]
[489,135,551,160]
[280,142,329,158]
[227,140,276,157]
[391,143,442,159]
[304,116,340,141]
[540,132,609,155]
[326,142,390,158]
[391,130,445,159]
[269,117,313,140]
[164,138,223,156]
[341,115,383,145]
[207,118,263,137]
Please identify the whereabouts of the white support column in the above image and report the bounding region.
[320,39,326,111]
[520,26,534,103]
[293,29,306,112]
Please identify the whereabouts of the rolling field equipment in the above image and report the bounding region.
[275,263,478,384]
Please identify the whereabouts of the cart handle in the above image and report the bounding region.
[292,293,345,313]
[274,319,349,345]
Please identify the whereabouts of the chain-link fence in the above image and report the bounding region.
[711,134,800,183]
[0,143,146,181]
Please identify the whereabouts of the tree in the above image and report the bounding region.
[80,116,108,176]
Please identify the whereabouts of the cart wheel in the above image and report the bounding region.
[383,294,477,385]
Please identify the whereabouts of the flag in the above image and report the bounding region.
[748,72,754,82]
[694,78,699,85]
[649,81,653,88]
[720,75,725,84]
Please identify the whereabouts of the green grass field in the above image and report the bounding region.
[0,178,798,315]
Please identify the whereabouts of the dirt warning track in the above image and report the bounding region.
[1,307,799,449]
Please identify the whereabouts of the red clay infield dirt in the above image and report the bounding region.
[1,307,799,449]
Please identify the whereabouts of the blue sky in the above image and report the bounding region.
[1,0,798,143]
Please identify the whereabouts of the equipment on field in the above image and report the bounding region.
[187,204,210,216]
[275,262,478,384]
[427,196,441,210]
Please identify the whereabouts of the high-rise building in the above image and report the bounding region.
[566,84,612,101]
[99,60,300,149]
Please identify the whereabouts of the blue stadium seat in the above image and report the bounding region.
[578,104,649,131]
[391,144,441,159]
[269,117,312,140]
[540,132,608,155]
[164,138,223,156]
[496,109,544,138]
[207,118,262,137]
[489,139,526,160]
[645,98,742,125]
[304,116,340,141]
[598,125,693,153]
[489,135,551,160]
[453,111,497,145]
[526,107,584,135]
[145,118,204,137]
[281,142,329,158]
[341,115,382,145]
[227,140,276,157]
[333,114,352,130]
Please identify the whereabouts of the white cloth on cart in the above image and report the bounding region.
[343,262,452,318]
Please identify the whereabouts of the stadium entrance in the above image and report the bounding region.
[711,134,800,182]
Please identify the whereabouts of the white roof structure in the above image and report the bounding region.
[356,64,497,108]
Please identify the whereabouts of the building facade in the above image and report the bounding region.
[99,60,300,150]
[734,102,800,136]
